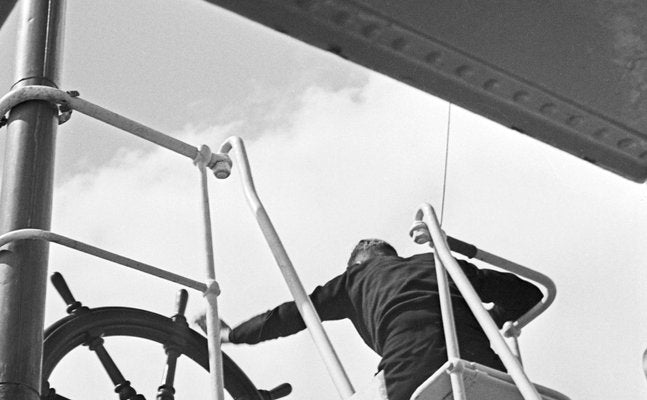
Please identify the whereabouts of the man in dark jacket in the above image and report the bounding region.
[218,239,543,400]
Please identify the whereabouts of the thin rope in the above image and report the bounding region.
[439,103,452,226]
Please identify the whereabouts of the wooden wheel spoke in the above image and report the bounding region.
[156,349,180,400]
[156,290,188,400]
[85,335,146,400]
[42,387,73,400]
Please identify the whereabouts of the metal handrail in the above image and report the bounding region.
[0,85,231,170]
[430,233,557,334]
[431,248,467,400]
[0,229,207,291]
[0,229,226,400]
[218,136,355,399]
[412,203,542,400]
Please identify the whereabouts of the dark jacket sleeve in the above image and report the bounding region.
[229,273,352,344]
[457,259,543,327]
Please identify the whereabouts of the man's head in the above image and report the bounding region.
[347,238,398,267]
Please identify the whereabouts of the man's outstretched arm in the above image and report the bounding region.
[229,301,306,344]
[227,273,351,345]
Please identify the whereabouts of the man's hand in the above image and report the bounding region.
[219,319,232,343]
[193,311,208,333]
[193,312,233,343]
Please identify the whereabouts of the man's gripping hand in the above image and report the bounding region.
[193,312,233,343]
[219,319,233,343]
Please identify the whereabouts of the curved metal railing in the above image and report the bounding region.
[218,136,355,399]
[411,202,545,400]
[432,232,557,333]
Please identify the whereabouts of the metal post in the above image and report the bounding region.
[432,252,467,400]
[0,1,65,399]
[194,146,226,400]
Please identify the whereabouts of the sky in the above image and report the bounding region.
[1,1,647,399]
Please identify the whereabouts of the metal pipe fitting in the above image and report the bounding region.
[208,153,232,179]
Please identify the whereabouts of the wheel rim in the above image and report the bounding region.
[42,306,262,399]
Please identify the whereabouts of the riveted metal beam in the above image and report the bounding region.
[205,0,647,182]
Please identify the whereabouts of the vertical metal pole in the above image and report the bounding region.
[195,147,225,400]
[432,252,467,400]
[0,1,65,399]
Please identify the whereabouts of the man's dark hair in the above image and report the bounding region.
[347,238,398,267]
